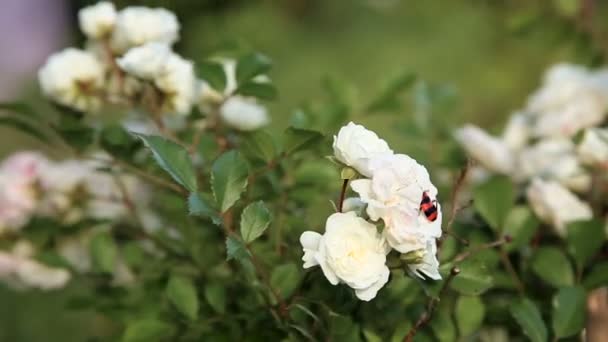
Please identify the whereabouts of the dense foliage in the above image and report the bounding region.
[0,1,607,341]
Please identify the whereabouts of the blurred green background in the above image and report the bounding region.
[0,0,604,340]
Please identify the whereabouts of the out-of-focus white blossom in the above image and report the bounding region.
[116,42,171,80]
[38,48,105,112]
[220,97,269,131]
[299,212,390,301]
[351,154,442,253]
[577,128,608,168]
[526,178,592,237]
[0,241,70,290]
[526,63,608,138]
[333,122,393,177]
[154,53,196,115]
[78,2,117,39]
[111,6,179,53]
[517,139,590,193]
[0,152,48,234]
[455,124,515,175]
[502,113,529,151]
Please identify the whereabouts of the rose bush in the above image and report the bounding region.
[0,2,606,341]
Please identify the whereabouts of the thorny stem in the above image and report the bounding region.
[499,246,526,296]
[338,179,349,212]
[403,267,461,342]
[451,236,511,263]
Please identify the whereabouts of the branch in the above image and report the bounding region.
[403,267,460,342]
[338,179,349,212]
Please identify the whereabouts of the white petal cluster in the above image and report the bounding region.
[526,179,592,237]
[38,48,105,112]
[78,2,117,39]
[577,128,608,168]
[455,62,608,237]
[111,6,179,53]
[300,122,441,301]
[0,240,70,290]
[199,59,271,131]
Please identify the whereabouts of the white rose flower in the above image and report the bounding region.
[111,6,179,53]
[333,122,393,177]
[577,128,608,168]
[299,212,390,301]
[78,1,117,39]
[38,48,105,112]
[116,42,171,80]
[407,239,441,280]
[526,178,592,237]
[454,124,515,175]
[517,139,590,192]
[220,97,270,131]
[501,112,529,151]
[351,154,442,253]
[154,53,197,115]
[531,97,606,138]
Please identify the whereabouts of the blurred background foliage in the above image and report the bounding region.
[1,0,607,340]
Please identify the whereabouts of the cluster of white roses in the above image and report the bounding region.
[300,122,442,301]
[455,63,608,236]
[0,151,149,289]
[0,151,149,234]
[38,2,269,131]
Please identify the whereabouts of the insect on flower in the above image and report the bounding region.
[420,191,438,222]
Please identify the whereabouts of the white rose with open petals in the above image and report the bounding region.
[351,154,442,253]
[502,113,529,151]
[117,42,171,80]
[526,178,592,237]
[38,48,105,112]
[78,1,117,39]
[455,124,515,175]
[407,239,441,280]
[333,122,393,177]
[111,6,179,53]
[577,128,608,168]
[299,212,390,301]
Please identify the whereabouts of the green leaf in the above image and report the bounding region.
[366,71,416,113]
[510,299,548,342]
[241,130,277,162]
[211,151,249,212]
[270,263,301,299]
[430,304,456,342]
[188,192,222,225]
[473,176,514,231]
[504,205,540,251]
[236,81,277,100]
[0,116,50,142]
[455,295,485,337]
[236,53,272,84]
[123,319,175,342]
[240,201,272,243]
[450,260,494,295]
[197,61,227,92]
[583,261,608,290]
[0,102,40,119]
[552,286,586,338]
[283,127,324,155]
[225,236,250,261]
[90,232,117,274]
[135,133,197,192]
[166,274,199,320]
[566,219,604,267]
[204,282,226,314]
[531,247,574,287]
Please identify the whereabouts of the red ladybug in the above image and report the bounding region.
[420,191,438,222]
